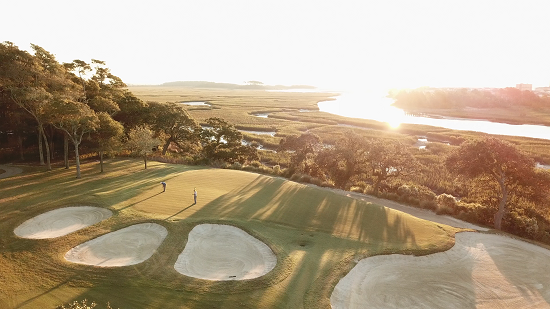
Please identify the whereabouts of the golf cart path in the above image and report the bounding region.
[0,165,23,179]
[319,186,489,231]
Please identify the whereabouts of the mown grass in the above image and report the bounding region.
[0,159,459,309]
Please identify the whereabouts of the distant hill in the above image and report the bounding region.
[156,81,317,90]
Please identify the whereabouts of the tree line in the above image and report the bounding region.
[0,42,258,177]
[389,87,550,109]
[277,131,550,241]
[2,42,550,244]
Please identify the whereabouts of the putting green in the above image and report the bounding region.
[121,168,452,246]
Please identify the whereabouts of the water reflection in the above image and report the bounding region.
[318,92,550,140]
[180,101,211,106]
[240,129,276,137]
[252,113,270,118]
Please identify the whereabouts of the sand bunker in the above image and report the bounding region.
[14,206,112,239]
[174,224,277,280]
[331,232,550,309]
[65,223,167,267]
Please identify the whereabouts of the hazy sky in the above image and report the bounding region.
[3,0,550,92]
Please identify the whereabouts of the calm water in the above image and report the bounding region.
[180,101,210,106]
[317,92,550,140]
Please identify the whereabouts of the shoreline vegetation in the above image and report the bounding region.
[389,86,550,126]
[129,85,550,164]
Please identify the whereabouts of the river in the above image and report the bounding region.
[317,92,550,140]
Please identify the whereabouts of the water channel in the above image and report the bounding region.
[317,92,550,141]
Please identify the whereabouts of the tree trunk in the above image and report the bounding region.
[99,150,104,173]
[64,132,69,169]
[162,140,170,155]
[144,155,147,169]
[39,125,51,170]
[38,127,44,165]
[74,141,81,178]
[17,133,24,161]
[373,178,381,196]
[50,126,54,160]
[494,180,508,230]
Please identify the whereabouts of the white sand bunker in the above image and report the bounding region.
[14,206,112,239]
[331,232,550,308]
[65,223,167,267]
[174,224,277,280]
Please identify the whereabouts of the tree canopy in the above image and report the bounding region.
[446,137,536,230]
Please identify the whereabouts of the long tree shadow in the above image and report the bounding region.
[165,203,196,220]
[118,192,163,211]
[14,276,76,309]
[483,233,550,306]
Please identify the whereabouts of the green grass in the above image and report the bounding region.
[0,159,459,308]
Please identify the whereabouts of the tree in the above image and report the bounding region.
[64,59,124,115]
[126,126,160,169]
[0,42,60,170]
[365,139,418,196]
[148,102,200,155]
[50,99,100,178]
[446,137,536,230]
[112,91,149,129]
[278,133,322,175]
[316,132,368,189]
[200,118,258,164]
[92,112,124,172]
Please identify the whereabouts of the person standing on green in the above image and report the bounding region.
[161,182,166,192]
[193,188,197,204]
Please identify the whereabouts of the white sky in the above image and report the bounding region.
[3,0,550,92]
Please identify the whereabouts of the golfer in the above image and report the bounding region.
[193,188,197,204]
[161,182,166,192]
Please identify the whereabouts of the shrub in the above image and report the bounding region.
[231,162,243,170]
[320,181,334,188]
[419,199,437,211]
[436,193,457,215]
[249,160,262,168]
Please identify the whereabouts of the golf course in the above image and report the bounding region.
[1,159,549,308]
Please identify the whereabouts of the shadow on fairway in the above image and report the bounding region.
[118,192,163,211]
[165,203,196,220]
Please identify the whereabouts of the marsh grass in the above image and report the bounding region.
[0,159,458,309]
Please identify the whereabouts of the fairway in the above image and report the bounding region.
[1,159,458,308]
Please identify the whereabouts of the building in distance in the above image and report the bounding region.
[516,83,533,91]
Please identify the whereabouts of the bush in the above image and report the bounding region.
[505,211,540,238]
[419,199,437,211]
[231,162,243,170]
[436,193,458,215]
[249,160,262,168]
[320,181,334,188]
